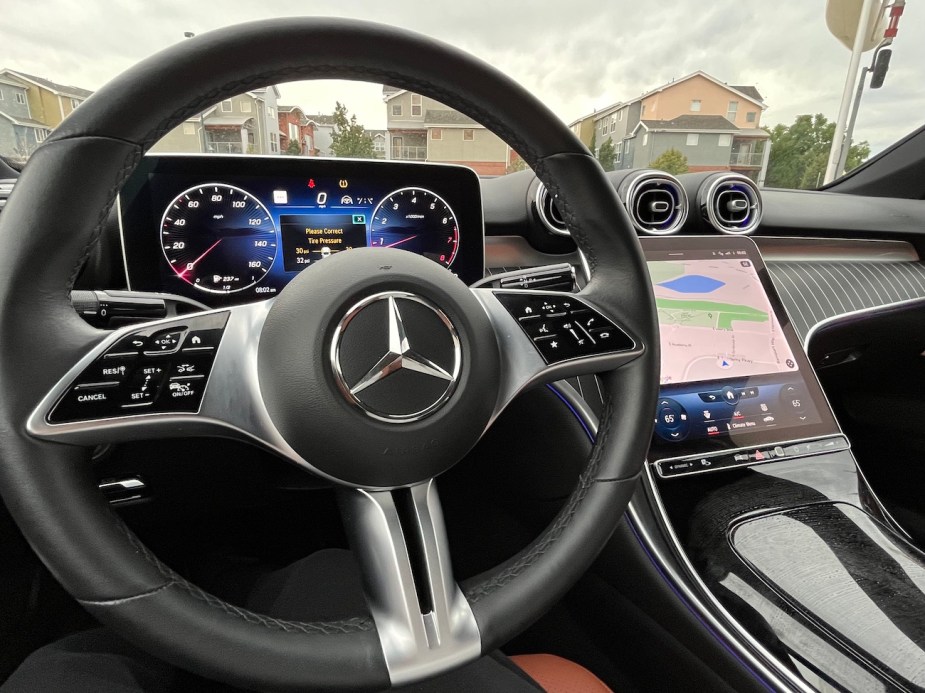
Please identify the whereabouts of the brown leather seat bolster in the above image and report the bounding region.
[511,654,613,693]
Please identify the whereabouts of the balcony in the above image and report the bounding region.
[391,145,427,161]
[730,150,764,167]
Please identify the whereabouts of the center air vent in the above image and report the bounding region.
[703,174,762,235]
[535,183,569,236]
[622,172,688,235]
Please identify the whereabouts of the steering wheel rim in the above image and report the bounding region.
[0,17,658,692]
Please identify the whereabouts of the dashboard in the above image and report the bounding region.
[118,155,484,306]
[94,154,924,479]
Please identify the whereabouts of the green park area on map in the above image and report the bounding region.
[655,298,769,331]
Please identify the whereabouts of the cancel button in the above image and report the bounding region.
[49,383,120,423]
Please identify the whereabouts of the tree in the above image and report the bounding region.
[596,139,616,171]
[285,139,302,156]
[765,114,870,189]
[588,131,597,157]
[649,148,689,175]
[330,101,375,158]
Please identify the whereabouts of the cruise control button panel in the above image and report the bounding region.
[494,292,633,364]
[48,312,229,423]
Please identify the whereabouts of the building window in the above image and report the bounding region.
[615,141,623,163]
[0,90,4,101]
[182,122,196,135]
[610,115,616,130]
[35,128,49,142]
[686,133,700,146]
[690,99,702,112]
[642,132,648,146]
[268,107,275,119]
[411,94,422,117]
[70,98,81,109]
[746,111,756,123]
[241,101,252,113]
[270,133,278,153]
[463,129,474,141]
[391,104,402,117]
[618,110,623,121]
[718,134,732,147]
[430,128,442,140]
[641,104,646,116]
[221,100,233,113]
[602,120,609,135]
[15,92,26,105]
[727,101,738,121]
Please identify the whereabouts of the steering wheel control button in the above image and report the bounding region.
[105,334,148,358]
[168,355,212,380]
[49,383,121,422]
[145,328,186,355]
[76,358,133,386]
[121,365,167,408]
[160,376,207,411]
[46,312,228,424]
[332,292,461,423]
[181,329,223,353]
[494,291,632,364]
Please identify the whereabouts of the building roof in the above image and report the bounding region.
[573,70,766,126]
[382,85,405,101]
[424,109,478,126]
[304,114,336,126]
[640,115,740,132]
[0,111,48,128]
[367,129,388,138]
[730,85,764,102]
[0,76,26,89]
[277,105,304,114]
[1,69,92,99]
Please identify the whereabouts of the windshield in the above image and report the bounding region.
[1,2,921,189]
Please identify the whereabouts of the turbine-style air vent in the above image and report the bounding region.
[703,174,762,235]
[623,172,688,235]
[535,183,569,236]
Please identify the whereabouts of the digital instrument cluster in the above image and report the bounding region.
[119,155,484,306]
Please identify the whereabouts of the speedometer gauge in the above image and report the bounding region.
[369,187,459,268]
[160,183,278,294]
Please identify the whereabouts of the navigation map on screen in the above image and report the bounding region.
[648,258,798,385]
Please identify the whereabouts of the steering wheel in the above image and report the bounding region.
[0,18,658,692]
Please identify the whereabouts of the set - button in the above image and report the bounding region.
[495,292,633,364]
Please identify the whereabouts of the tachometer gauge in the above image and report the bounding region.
[160,183,278,294]
[369,187,459,268]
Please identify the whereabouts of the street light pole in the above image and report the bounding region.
[824,0,877,184]
[184,31,208,154]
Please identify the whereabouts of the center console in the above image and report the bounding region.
[631,236,925,692]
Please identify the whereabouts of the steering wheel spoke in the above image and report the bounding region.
[26,301,317,470]
[339,479,481,685]
[472,287,644,422]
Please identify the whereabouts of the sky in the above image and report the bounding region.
[3,1,923,156]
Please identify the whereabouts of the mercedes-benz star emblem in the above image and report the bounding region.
[331,291,461,423]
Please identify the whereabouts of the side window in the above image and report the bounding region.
[686,133,699,146]
[411,94,422,117]
[391,103,402,117]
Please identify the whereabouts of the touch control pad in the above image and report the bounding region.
[49,312,229,423]
[494,292,633,364]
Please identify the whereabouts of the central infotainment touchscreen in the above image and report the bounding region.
[642,236,840,462]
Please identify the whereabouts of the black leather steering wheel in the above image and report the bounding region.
[0,18,658,692]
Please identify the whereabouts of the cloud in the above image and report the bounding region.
[1,0,922,155]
